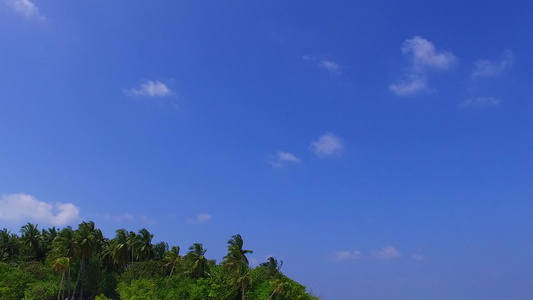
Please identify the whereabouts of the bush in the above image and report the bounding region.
[23,281,57,300]
[95,293,112,300]
[116,278,159,300]
[0,262,33,300]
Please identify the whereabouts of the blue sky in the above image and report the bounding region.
[1,1,533,299]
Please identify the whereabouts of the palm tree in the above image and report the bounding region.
[20,223,44,261]
[260,256,283,278]
[163,245,180,289]
[153,241,168,261]
[268,279,288,300]
[127,231,137,279]
[42,227,58,253]
[224,234,253,267]
[71,221,100,300]
[135,228,154,261]
[184,243,210,278]
[223,234,253,300]
[108,229,130,269]
[51,226,78,300]
[0,228,19,263]
[227,263,252,300]
[52,256,70,300]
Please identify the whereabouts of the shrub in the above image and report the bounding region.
[23,281,56,300]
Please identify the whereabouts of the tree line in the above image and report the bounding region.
[0,221,318,300]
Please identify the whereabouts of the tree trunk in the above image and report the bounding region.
[67,265,71,299]
[58,270,65,300]
[71,257,85,300]
[78,285,83,300]
[131,246,135,280]
[165,265,175,289]
[241,285,245,300]
[268,289,277,300]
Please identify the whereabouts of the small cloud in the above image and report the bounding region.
[3,0,44,21]
[303,55,342,74]
[124,80,171,97]
[390,36,455,96]
[140,215,155,225]
[411,253,426,261]
[460,97,501,109]
[310,133,344,157]
[269,151,301,168]
[187,213,212,225]
[328,250,362,262]
[370,246,401,260]
[389,77,428,96]
[94,212,155,225]
[103,213,135,223]
[319,60,341,74]
[402,36,456,72]
[0,193,80,226]
[471,50,514,79]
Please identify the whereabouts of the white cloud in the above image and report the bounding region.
[460,97,501,108]
[390,36,455,96]
[269,151,301,168]
[328,250,362,262]
[402,36,456,72]
[303,55,342,74]
[411,253,426,261]
[389,77,428,96]
[124,80,171,97]
[370,246,401,260]
[3,0,44,21]
[310,133,344,157]
[94,212,154,225]
[140,215,155,225]
[319,60,342,74]
[471,50,514,79]
[102,212,135,223]
[187,213,212,225]
[0,193,80,226]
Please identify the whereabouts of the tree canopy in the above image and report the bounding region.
[0,222,318,300]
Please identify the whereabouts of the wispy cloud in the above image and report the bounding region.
[0,193,80,226]
[460,96,501,109]
[402,36,456,72]
[3,0,44,21]
[411,253,426,261]
[389,78,428,97]
[310,133,344,157]
[390,36,456,96]
[269,151,301,168]
[187,213,212,225]
[92,212,155,225]
[303,55,342,74]
[102,213,135,223]
[370,246,401,260]
[471,50,513,79]
[140,215,155,226]
[124,80,171,97]
[328,250,362,262]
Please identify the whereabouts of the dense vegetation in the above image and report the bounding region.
[0,222,317,300]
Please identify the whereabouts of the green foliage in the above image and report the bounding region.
[0,262,32,300]
[206,264,237,300]
[117,278,160,300]
[95,293,112,300]
[1,223,319,300]
[22,281,56,300]
[20,261,55,282]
